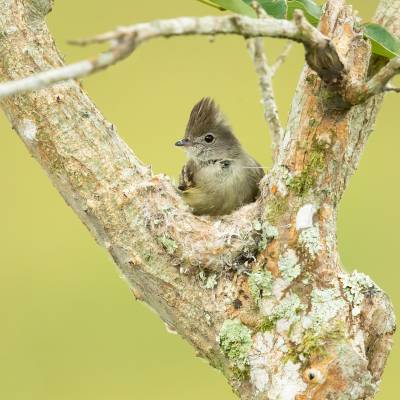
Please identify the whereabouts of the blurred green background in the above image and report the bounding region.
[0,0,397,399]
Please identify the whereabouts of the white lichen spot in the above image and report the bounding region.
[278,249,301,282]
[264,225,279,239]
[275,294,304,320]
[251,368,269,393]
[268,361,307,400]
[271,165,291,196]
[275,336,288,353]
[341,271,381,316]
[352,329,366,357]
[276,319,292,335]
[276,294,304,321]
[205,273,218,289]
[221,280,236,307]
[309,286,347,333]
[301,316,313,330]
[121,168,134,179]
[249,332,272,393]
[5,25,18,35]
[199,271,218,289]
[272,278,289,300]
[252,219,262,231]
[249,332,289,395]
[250,331,305,398]
[259,298,275,317]
[298,226,322,258]
[264,293,305,333]
[18,119,37,142]
[296,203,317,230]
[289,321,305,345]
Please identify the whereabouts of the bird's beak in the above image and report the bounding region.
[175,138,191,147]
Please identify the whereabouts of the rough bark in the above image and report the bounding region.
[0,0,396,399]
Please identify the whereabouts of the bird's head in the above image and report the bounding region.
[175,97,240,161]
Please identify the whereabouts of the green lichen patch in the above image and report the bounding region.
[341,271,381,316]
[309,286,347,334]
[274,294,305,320]
[305,73,318,86]
[232,366,250,380]
[287,140,328,197]
[219,319,253,371]
[248,270,273,305]
[260,294,305,333]
[199,271,218,289]
[278,249,301,282]
[254,220,279,252]
[266,196,289,225]
[298,226,322,259]
[252,219,263,231]
[158,235,178,255]
[288,323,345,363]
[260,315,278,332]
[29,0,53,16]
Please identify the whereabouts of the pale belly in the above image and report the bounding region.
[183,162,260,216]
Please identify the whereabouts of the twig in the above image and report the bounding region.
[368,57,400,94]
[247,37,283,157]
[0,13,342,99]
[246,1,285,157]
[0,36,137,99]
[383,85,400,93]
[347,56,400,104]
[270,41,293,75]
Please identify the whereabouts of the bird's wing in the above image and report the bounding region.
[178,159,197,191]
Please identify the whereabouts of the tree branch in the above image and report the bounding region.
[270,41,293,75]
[384,85,400,92]
[0,12,343,100]
[247,37,283,157]
[244,1,284,157]
[348,56,400,103]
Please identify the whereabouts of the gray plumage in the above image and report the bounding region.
[175,98,264,216]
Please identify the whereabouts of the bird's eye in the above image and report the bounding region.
[204,134,214,143]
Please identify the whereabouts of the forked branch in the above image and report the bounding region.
[247,37,283,157]
[245,1,285,159]
[0,11,342,100]
[348,56,400,103]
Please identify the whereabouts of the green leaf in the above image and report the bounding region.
[207,0,257,16]
[243,0,287,19]
[364,23,400,59]
[287,0,322,26]
[196,0,226,10]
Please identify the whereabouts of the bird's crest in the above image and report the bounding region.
[185,97,228,139]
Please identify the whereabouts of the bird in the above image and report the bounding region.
[175,97,264,216]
